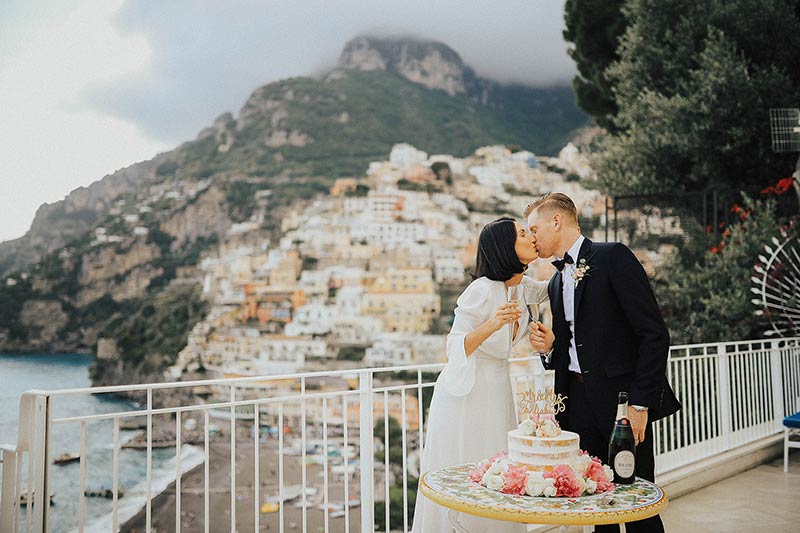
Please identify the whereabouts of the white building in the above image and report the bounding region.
[203,330,329,374]
[390,143,428,169]
[285,303,334,336]
[433,250,466,283]
[350,222,429,247]
[365,334,446,366]
[334,286,365,317]
[469,165,516,189]
[330,316,384,346]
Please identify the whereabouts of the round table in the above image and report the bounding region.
[419,463,668,532]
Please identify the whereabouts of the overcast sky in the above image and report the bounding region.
[0,0,574,243]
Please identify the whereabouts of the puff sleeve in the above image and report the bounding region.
[441,279,491,397]
[522,275,550,305]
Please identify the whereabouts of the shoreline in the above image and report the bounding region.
[121,431,363,532]
[84,444,205,533]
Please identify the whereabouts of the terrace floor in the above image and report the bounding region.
[555,450,799,533]
[660,452,799,533]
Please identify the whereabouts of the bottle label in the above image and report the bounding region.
[614,450,635,478]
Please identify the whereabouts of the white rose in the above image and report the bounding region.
[585,479,598,494]
[543,484,557,497]
[541,419,560,437]
[487,461,503,476]
[486,474,505,491]
[570,455,591,475]
[525,481,545,496]
[518,418,536,436]
[527,471,546,483]
[603,465,614,481]
[575,475,586,494]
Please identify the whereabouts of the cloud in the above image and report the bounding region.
[0,0,168,243]
[0,0,574,243]
[82,0,575,142]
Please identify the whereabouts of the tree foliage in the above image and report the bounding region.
[373,416,418,530]
[589,0,800,196]
[653,196,788,343]
[563,0,626,129]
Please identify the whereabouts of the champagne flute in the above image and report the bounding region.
[507,284,523,349]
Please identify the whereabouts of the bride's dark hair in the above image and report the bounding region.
[472,217,527,281]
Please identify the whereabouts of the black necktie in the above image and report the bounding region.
[552,253,574,272]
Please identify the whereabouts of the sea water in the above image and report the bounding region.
[0,353,203,532]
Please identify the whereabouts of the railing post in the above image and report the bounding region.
[716,343,732,451]
[769,339,786,430]
[1,446,20,533]
[31,393,52,533]
[358,370,375,533]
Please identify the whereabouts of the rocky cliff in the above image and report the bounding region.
[334,36,474,96]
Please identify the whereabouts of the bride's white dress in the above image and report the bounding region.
[412,275,549,533]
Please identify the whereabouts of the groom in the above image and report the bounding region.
[527,193,679,533]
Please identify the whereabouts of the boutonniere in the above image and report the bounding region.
[573,258,591,287]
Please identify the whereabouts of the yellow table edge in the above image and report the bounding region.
[419,471,669,526]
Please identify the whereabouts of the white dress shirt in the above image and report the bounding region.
[561,235,585,373]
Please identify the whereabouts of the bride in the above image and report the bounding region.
[412,216,554,533]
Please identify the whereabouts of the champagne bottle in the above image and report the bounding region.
[608,391,636,484]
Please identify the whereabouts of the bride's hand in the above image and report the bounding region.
[530,321,555,352]
[489,303,521,332]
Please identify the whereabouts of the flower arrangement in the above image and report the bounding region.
[469,450,614,498]
[572,258,591,287]
[518,413,560,438]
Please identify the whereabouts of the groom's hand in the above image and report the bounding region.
[627,406,648,445]
[530,322,554,353]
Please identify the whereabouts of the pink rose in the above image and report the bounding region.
[584,457,615,493]
[584,459,607,483]
[595,479,615,493]
[545,464,583,497]
[488,451,509,463]
[469,460,491,483]
[500,463,529,495]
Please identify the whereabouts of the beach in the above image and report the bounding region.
[121,422,364,533]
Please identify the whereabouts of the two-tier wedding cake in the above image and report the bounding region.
[469,370,615,497]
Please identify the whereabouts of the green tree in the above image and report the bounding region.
[595,0,800,194]
[373,416,418,530]
[653,196,787,344]
[593,0,800,197]
[563,0,626,129]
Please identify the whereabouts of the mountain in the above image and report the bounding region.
[0,36,585,277]
[0,36,587,385]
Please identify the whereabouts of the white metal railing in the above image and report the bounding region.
[0,338,798,533]
[653,337,800,472]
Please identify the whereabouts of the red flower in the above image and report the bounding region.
[730,204,742,214]
[762,186,776,195]
[775,177,795,195]
[710,243,724,254]
[705,225,713,234]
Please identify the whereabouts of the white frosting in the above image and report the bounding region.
[507,429,581,470]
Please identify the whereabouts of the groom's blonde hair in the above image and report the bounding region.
[524,192,578,224]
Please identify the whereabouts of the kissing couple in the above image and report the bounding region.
[412,192,680,533]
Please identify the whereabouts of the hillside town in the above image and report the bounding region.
[162,142,678,383]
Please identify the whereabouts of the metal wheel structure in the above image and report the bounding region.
[752,228,800,337]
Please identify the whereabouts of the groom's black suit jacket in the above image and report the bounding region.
[545,238,680,429]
